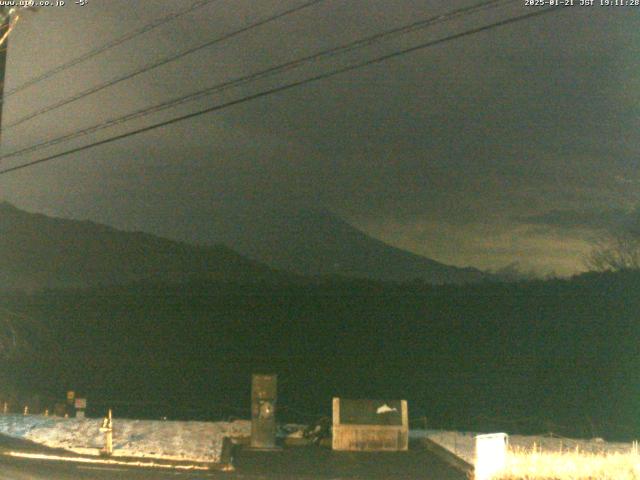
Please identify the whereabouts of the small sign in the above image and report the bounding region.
[66,391,75,403]
[332,398,409,451]
[74,398,87,409]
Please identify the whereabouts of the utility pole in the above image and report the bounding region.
[0,7,10,145]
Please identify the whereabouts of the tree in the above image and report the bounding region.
[0,307,19,359]
[0,306,48,361]
[585,229,640,272]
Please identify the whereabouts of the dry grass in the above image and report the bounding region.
[493,445,640,480]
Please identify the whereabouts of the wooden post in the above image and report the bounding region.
[106,409,113,455]
[100,409,113,456]
[220,437,235,472]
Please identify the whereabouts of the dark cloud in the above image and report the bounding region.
[1,1,639,276]
[518,209,624,230]
[518,207,640,233]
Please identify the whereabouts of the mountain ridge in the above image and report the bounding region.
[205,206,489,284]
[0,202,290,291]
[0,202,489,290]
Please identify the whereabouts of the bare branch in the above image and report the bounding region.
[584,229,640,272]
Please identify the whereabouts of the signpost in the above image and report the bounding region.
[250,374,278,450]
[75,398,87,418]
[66,391,75,418]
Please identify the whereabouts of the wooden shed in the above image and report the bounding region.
[332,398,409,451]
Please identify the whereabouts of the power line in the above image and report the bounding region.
[0,0,513,161]
[2,0,220,100]
[0,5,562,177]
[1,0,325,132]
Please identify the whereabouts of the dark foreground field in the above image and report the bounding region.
[2,270,640,441]
[0,432,464,480]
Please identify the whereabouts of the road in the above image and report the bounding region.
[231,444,468,479]
[0,434,466,479]
[0,455,218,479]
[0,434,216,479]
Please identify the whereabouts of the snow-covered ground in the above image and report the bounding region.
[1,414,634,468]
[412,429,636,465]
[0,414,250,463]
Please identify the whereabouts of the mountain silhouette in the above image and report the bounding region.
[0,202,289,291]
[206,206,489,284]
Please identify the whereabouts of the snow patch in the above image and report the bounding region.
[410,429,636,465]
[0,415,250,463]
[376,404,397,414]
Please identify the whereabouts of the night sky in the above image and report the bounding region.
[1,0,639,276]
